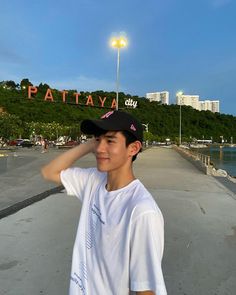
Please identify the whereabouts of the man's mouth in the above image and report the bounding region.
[96,156,109,161]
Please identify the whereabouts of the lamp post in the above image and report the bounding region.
[142,123,149,147]
[142,123,149,133]
[110,35,127,110]
[177,91,183,145]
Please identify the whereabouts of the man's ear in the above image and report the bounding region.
[129,141,142,156]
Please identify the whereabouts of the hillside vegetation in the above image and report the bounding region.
[0,79,236,143]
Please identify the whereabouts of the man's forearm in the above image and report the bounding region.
[41,139,95,183]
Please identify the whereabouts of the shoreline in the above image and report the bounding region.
[193,145,236,178]
[174,145,236,184]
[200,145,236,181]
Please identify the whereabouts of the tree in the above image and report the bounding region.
[20,78,33,90]
[0,80,19,89]
[38,83,50,93]
[1,79,236,142]
[0,113,23,139]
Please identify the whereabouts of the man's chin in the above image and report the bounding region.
[96,165,108,172]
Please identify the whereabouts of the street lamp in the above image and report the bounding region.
[142,123,149,132]
[110,35,128,110]
[142,123,149,147]
[176,91,183,145]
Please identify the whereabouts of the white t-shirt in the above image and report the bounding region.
[61,167,167,295]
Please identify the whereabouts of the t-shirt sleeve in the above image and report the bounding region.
[130,210,167,295]
[60,167,96,202]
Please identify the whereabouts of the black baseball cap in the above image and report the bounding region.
[81,110,143,143]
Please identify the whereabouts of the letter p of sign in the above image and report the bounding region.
[28,86,38,99]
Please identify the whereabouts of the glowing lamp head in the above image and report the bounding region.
[111,39,118,47]
[177,91,183,96]
[110,36,128,49]
[119,37,127,47]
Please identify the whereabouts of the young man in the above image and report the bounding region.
[41,110,167,295]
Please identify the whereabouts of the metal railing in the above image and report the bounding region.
[174,145,211,167]
[195,153,211,166]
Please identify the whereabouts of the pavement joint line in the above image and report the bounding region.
[0,185,64,220]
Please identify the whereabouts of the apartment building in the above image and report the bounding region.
[146,91,169,105]
[176,94,200,109]
[199,100,220,112]
[211,100,220,112]
[176,93,220,113]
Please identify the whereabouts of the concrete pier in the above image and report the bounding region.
[0,147,235,295]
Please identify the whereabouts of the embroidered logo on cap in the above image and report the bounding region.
[130,124,136,131]
[101,111,114,119]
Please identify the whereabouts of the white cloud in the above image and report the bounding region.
[47,75,116,92]
[0,73,121,93]
[0,68,23,83]
[0,46,26,64]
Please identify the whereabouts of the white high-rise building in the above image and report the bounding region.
[176,93,220,113]
[176,94,200,109]
[199,100,220,113]
[198,101,205,111]
[211,100,220,113]
[146,91,169,105]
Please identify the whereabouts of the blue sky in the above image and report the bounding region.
[0,0,236,115]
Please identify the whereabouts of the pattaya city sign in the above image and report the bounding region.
[124,98,137,108]
[27,86,138,109]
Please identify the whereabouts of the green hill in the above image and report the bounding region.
[0,80,236,143]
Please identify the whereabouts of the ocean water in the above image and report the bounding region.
[201,146,236,177]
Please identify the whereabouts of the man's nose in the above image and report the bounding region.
[96,139,106,153]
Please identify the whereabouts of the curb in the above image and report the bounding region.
[0,185,64,220]
[173,145,210,174]
[172,146,236,197]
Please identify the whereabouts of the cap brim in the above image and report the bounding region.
[81,119,119,135]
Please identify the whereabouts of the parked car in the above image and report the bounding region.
[8,139,24,146]
[57,140,79,148]
[64,140,79,146]
[54,140,66,146]
[16,139,34,148]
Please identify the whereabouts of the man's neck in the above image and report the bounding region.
[106,169,135,192]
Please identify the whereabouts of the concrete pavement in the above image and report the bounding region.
[135,147,236,295]
[0,147,95,218]
[0,147,236,295]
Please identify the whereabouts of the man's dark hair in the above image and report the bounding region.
[93,129,142,162]
[121,131,142,162]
